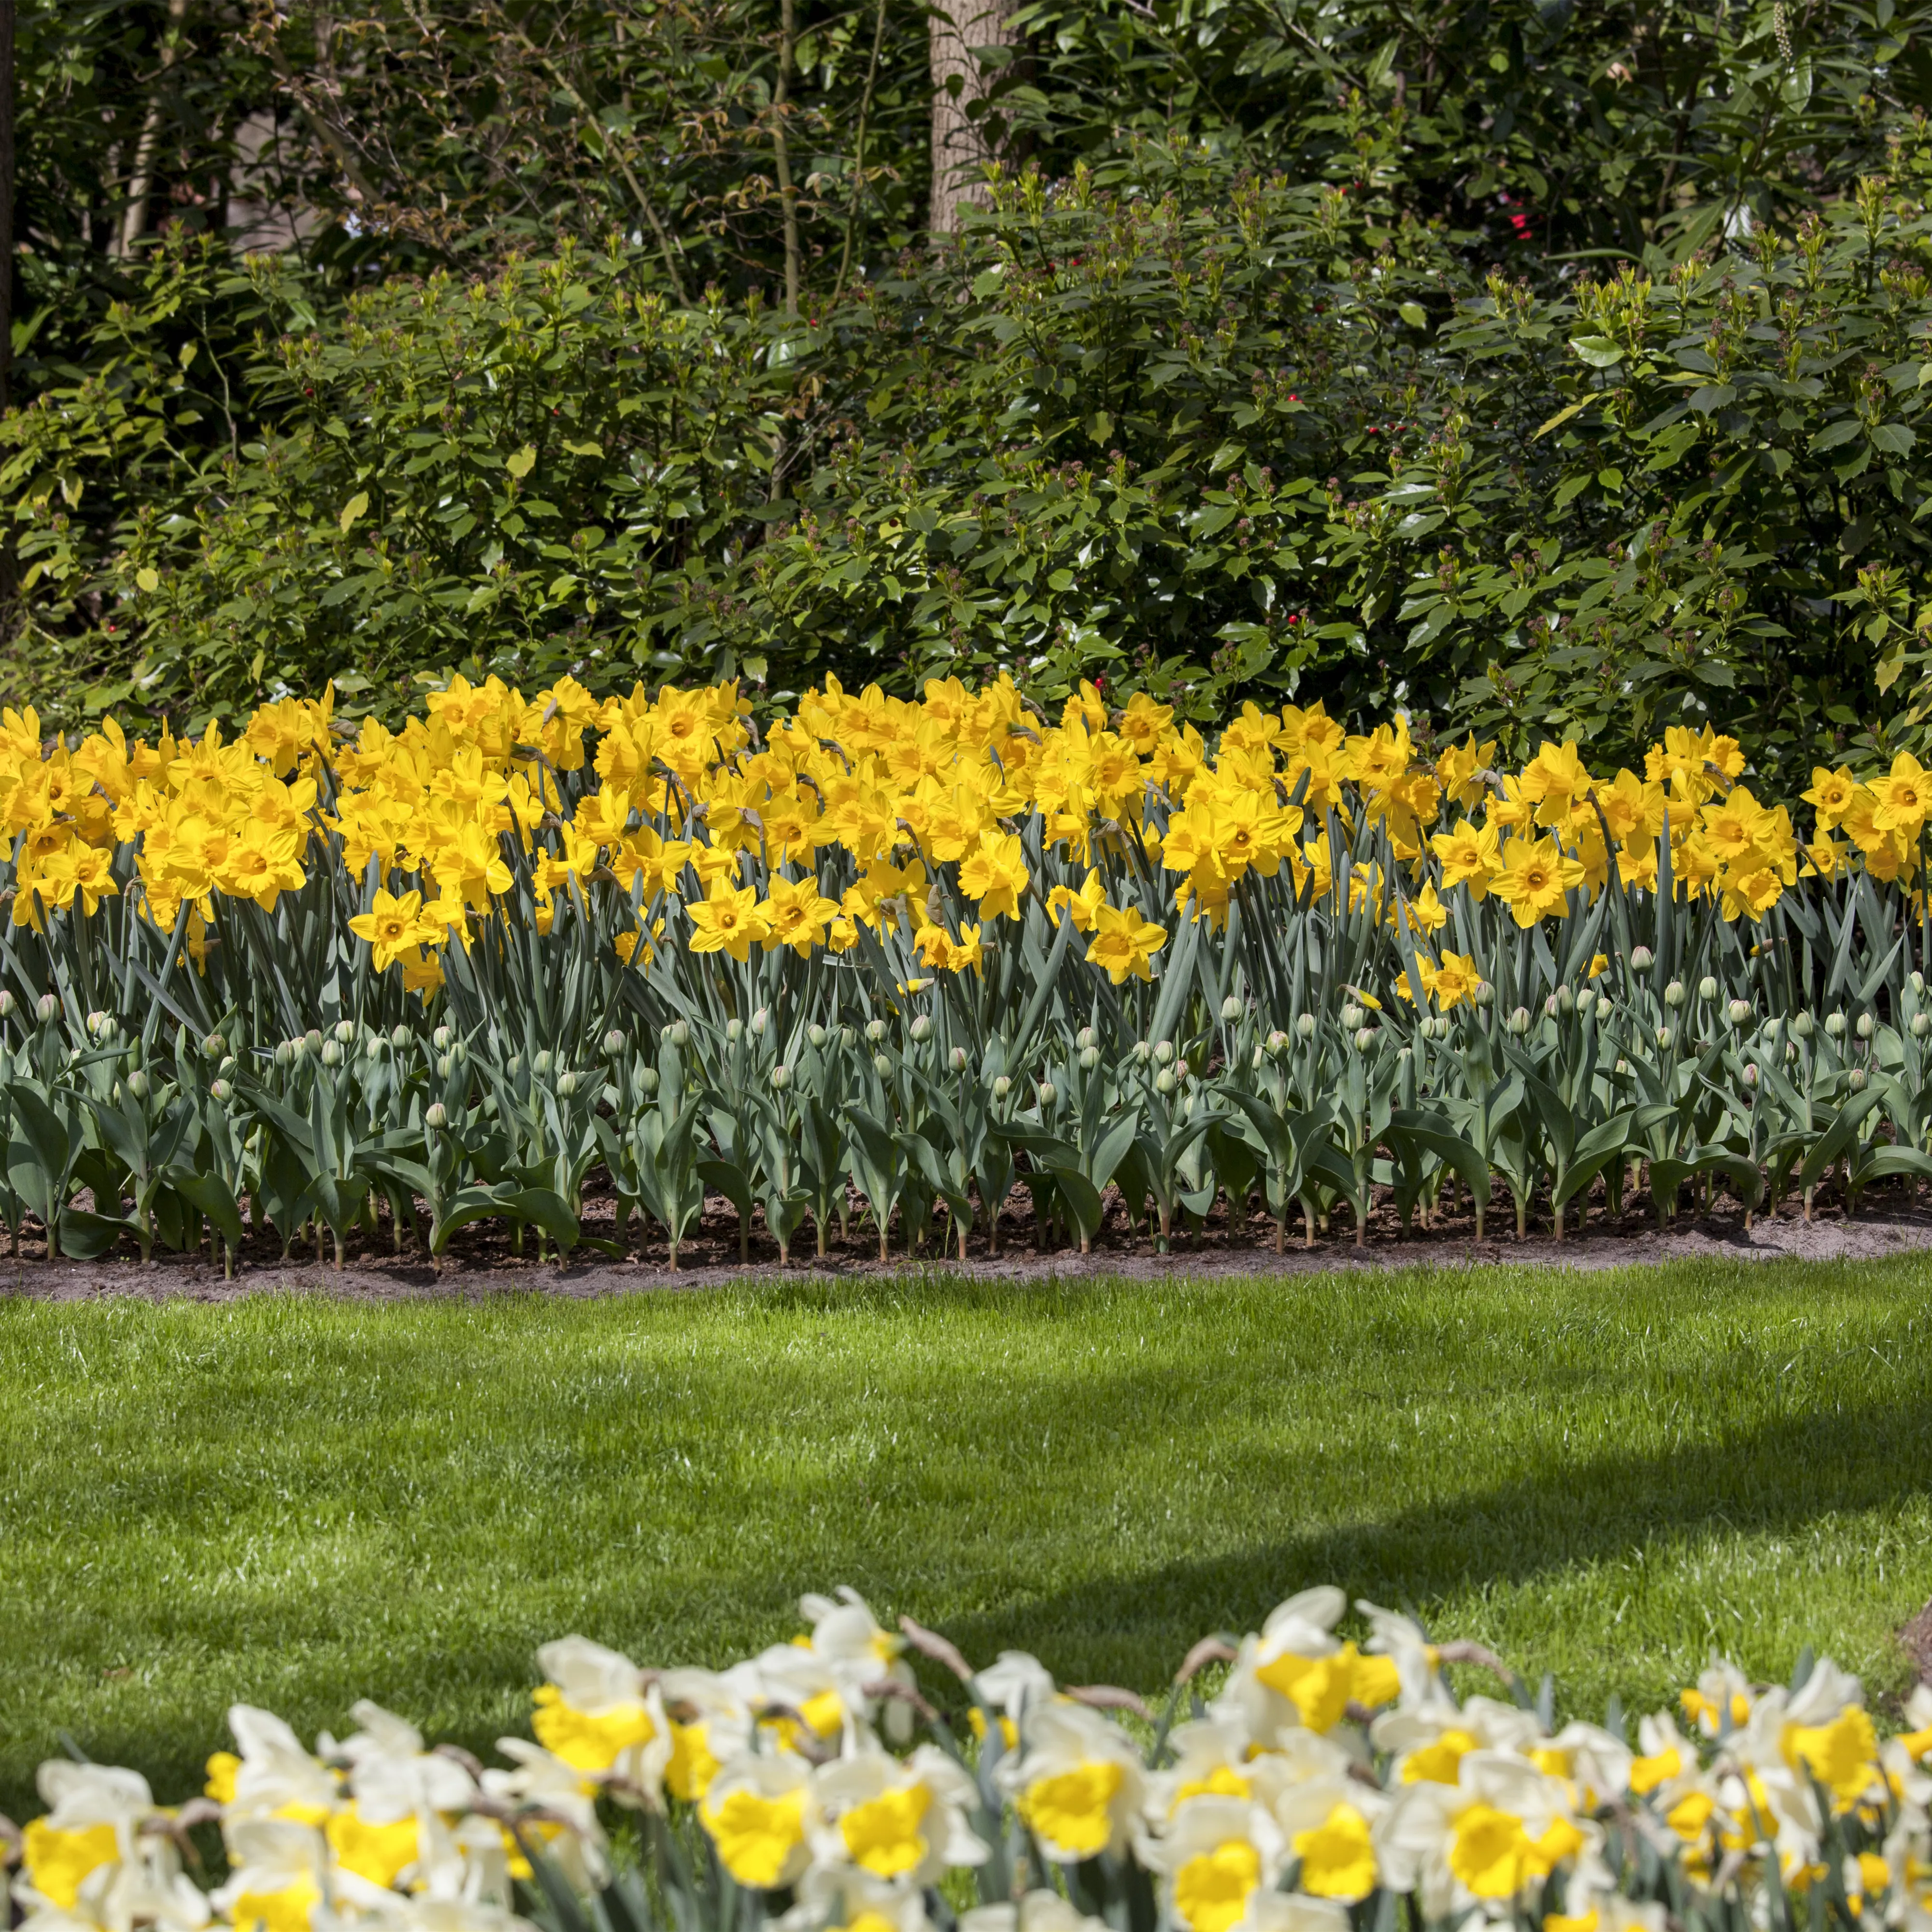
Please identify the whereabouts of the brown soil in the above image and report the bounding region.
[8,1179,1932,1301]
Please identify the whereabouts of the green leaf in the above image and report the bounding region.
[1568,336,1624,368]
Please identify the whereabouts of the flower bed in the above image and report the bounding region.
[0,675,1925,1267]
[14,1586,1927,1932]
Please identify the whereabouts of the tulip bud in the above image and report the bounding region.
[1656,1025,1672,1048]
[1134,1039,1152,1062]
[771,1064,791,1091]
[364,1033,383,1060]
[433,1025,453,1050]
[1728,999,1751,1026]
[305,1029,324,1054]
[1251,1045,1265,1069]
[1295,1012,1317,1040]
[1914,970,1927,995]
[866,1018,887,1043]
[1556,985,1575,1015]
[321,1039,343,1067]
[1474,981,1496,1007]
[1076,1025,1096,1051]
[128,1069,150,1098]
[1850,1066,1869,1091]
[1355,1026,1378,1051]
[1079,1044,1100,1070]
[201,1029,226,1058]
[0,991,14,1018]
[1595,994,1614,1021]
[1764,1015,1783,1039]
[639,1066,660,1094]
[1175,1058,1192,1080]
[1697,976,1718,1003]
[533,1049,554,1076]
[808,1024,828,1050]
[669,1020,690,1048]
[993,1075,1012,1099]
[1630,946,1654,973]
[437,1054,452,1078]
[1154,1038,1175,1065]
[1793,1011,1815,1039]
[1664,980,1686,1008]
[1221,994,1243,1023]
[1340,1004,1364,1030]
[219,1055,236,1077]
[1507,1006,1531,1036]
[1154,1068,1177,1095]
[1267,1029,1290,1057]
[1742,1063,1759,1087]
[1826,1011,1847,1038]
[210,1078,233,1102]
[839,1025,857,1049]
[33,993,56,1025]
[1037,1080,1057,1108]
[751,1007,769,1037]
[1544,995,1560,1021]
[86,1010,111,1039]
[426,1102,448,1128]
[950,1047,968,1072]
[910,1014,933,1043]
[1913,1014,1931,1040]
[335,1020,356,1045]
[603,1029,626,1057]
[724,1019,743,1044]
[1857,1012,1875,1040]
[557,1072,579,1097]
[873,1052,892,1075]
[1614,1058,1630,1076]
[275,1040,294,1068]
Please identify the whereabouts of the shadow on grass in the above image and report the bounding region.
[929,1385,1932,1685]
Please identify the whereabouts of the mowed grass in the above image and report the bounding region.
[4,1259,1932,1820]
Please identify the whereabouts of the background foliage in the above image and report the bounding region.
[11,0,1932,778]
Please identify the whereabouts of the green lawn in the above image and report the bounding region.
[4,1259,1932,1822]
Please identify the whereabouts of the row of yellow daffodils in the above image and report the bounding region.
[0,675,1918,999]
[16,1589,1927,1932]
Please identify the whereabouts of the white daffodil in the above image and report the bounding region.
[1377,1748,1603,1918]
[998,1701,1147,1862]
[1371,1695,1545,1787]
[1138,1794,1287,1932]
[1146,1719,1351,1825]
[210,1816,330,1932]
[528,1639,670,1796]
[1272,1776,1388,1904]
[1213,1590,1399,1742]
[782,1864,933,1932]
[1679,1659,1755,1740]
[482,1740,610,1890]
[1356,1603,1455,1717]
[211,1709,339,1827]
[16,1765,156,1918]
[970,1653,1059,1753]
[807,1741,987,1889]
[697,1750,815,1890]
[799,1589,920,1746]
[656,1667,756,1805]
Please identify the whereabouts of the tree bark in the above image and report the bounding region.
[772,0,801,313]
[119,0,192,258]
[928,0,1016,236]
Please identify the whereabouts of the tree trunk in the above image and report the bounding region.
[119,0,192,258]
[772,0,801,312]
[928,0,1016,236]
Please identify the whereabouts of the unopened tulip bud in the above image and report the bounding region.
[1076,1025,1096,1051]
[437,1054,451,1078]
[275,1040,294,1067]
[1698,976,1718,1003]
[1595,994,1614,1021]
[639,1066,660,1094]
[128,1069,150,1098]
[305,1029,324,1054]
[334,1020,356,1045]
[1037,1080,1057,1108]
[1850,1066,1869,1091]
[873,1052,892,1075]
[1175,1058,1192,1080]
[557,1072,578,1097]
[1507,1007,1531,1035]
[1656,1025,1671,1048]
[1915,971,1926,995]
[1556,985,1575,1015]
[1251,1045,1264,1068]
[321,1040,343,1067]
[1268,1029,1290,1056]
[808,1024,828,1050]
[669,1020,690,1048]
[1154,1068,1177,1095]
[1913,1014,1931,1039]
[0,991,14,1018]
[950,1047,968,1072]
[1826,1012,1847,1038]
[1154,1038,1175,1064]
[1630,946,1654,973]
[1474,981,1496,1008]
[1858,1012,1875,1040]
[426,1102,448,1128]
[603,1029,626,1057]
[724,1019,743,1044]
[1295,1013,1317,1039]
[1079,1045,1100,1070]
[1614,1058,1630,1076]
[1340,1004,1364,1030]
[751,1007,769,1037]
[392,1023,411,1050]
[210,1078,233,1102]
[1793,1011,1815,1039]
[364,1033,383,1060]
[202,1029,226,1057]
[1221,994,1243,1023]
[839,1025,856,1049]
[771,1064,791,1091]
[1742,1063,1759,1087]
[993,1075,1012,1099]
[866,1018,887,1043]
[219,1056,236,1077]
[433,1025,453,1050]
[910,1014,933,1043]
[34,994,57,1024]
[1728,999,1751,1026]
[86,1010,111,1038]
[1664,980,1686,1008]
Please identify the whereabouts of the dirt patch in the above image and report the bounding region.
[1901,1604,1932,1688]
[6,1184,1932,1302]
